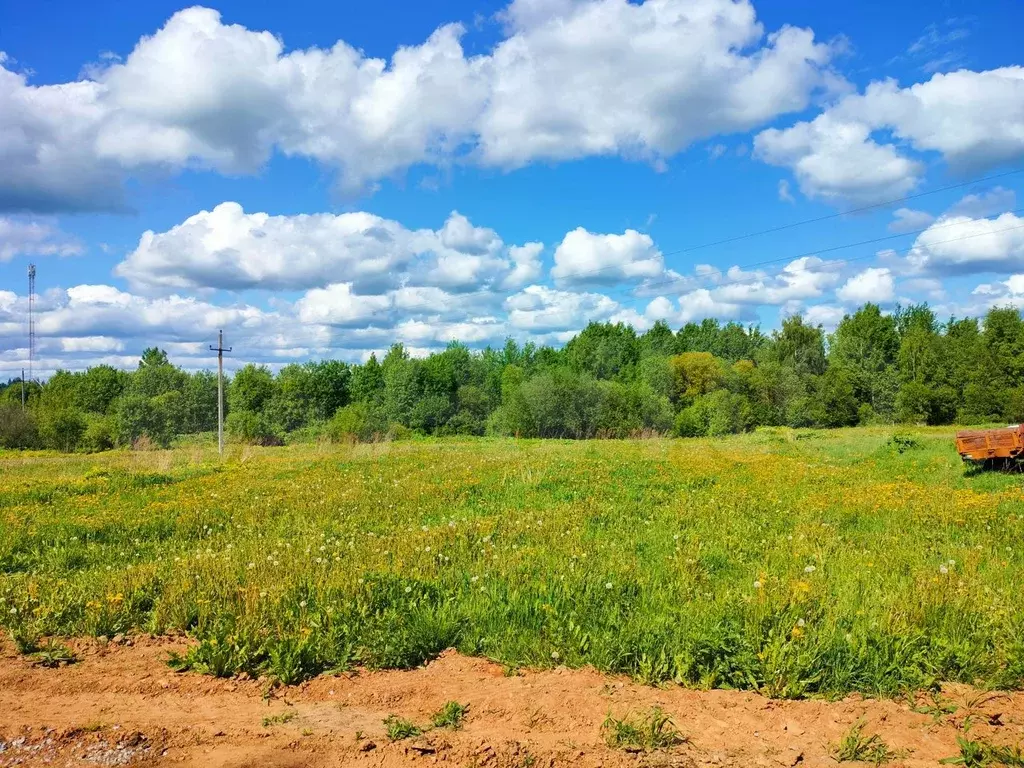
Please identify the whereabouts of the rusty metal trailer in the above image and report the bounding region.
[955,425,1024,466]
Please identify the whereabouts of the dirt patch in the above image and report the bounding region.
[1,637,1022,767]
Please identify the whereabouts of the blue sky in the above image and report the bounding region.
[1,0,1023,377]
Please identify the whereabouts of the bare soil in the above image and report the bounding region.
[1,637,1022,768]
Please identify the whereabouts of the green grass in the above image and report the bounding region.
[1,428,1023,696]
[941,736,1024,767]
[602,707,686,750]
[834,721,897,764]
[431,700,469,729]
[31,639,78,668]
[383,714,422,741]
[262,710,296,727]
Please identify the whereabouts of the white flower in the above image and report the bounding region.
[551,651,560,660]
[404,586,412,593]
[804,565,816,574]
[753,580,762,589]
[797,618,806,627]
[605,582,613,590]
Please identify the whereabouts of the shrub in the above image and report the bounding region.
[82,415,115,453]
[674,402,709,438]
[706,390,752,436]
[38,407,87,452]
[226,410,283,446]
[0,404,39,448]
[329,402,369,442]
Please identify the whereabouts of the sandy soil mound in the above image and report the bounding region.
[1,637,1022,767]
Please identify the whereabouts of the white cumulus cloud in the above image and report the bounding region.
[551,228,663,286]
[905,211,1024,275]
[116,202,541,293]
[755,66,1024,204]
[0,216,83,261]
[0,0,839,212]
[837,267,895,304]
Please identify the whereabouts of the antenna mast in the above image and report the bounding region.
[27,264,36,385]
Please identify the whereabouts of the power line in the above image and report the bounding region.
[379,218,1024,320]
[550,168,1024,286]
[601,220,1024,301]
[620,205,1024,292]
[662,167,1024,257]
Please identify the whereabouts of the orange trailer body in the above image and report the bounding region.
[955,425,1024,462]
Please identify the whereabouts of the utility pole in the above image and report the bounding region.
[209,330,232,456]
[27,264,35,387]
[21,368,25,408]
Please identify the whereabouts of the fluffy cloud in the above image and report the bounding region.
[888,208,934,234]
[802,303,845,330]
[905,211,1024,275]
[972,274,1024,309]
[645,290,754,325]
[1,0,838,212]
[0,216,82,261]
[476,0,838,168]
[756,67,1024,204]
[755,112,922,203]
[836,267,895,304]
[706,256,842,305]
[947,187,1016,219]
[0,282,331,376]
[116,202,541,292]
[551,228,663,286]
[294,283,393,327]
[505,285,622,332]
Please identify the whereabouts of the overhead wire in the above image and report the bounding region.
[597,219,1024,302]
[388,218,1024,316]
[545,167,1024,287]
[601,205,1024,295]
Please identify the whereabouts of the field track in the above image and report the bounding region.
[2,636,1023,768]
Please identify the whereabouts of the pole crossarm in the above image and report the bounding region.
[210,330,232,456]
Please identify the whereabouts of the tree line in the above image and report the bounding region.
[2,302,1023,452]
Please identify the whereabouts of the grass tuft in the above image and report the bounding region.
[431,700,469,729]
[602,707,686,751]
[941,736,1024,767]
[834,721,897,765]
[261,710,296,728]
[383,714,422,741]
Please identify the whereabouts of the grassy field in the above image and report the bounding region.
[1,427,1022,698]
